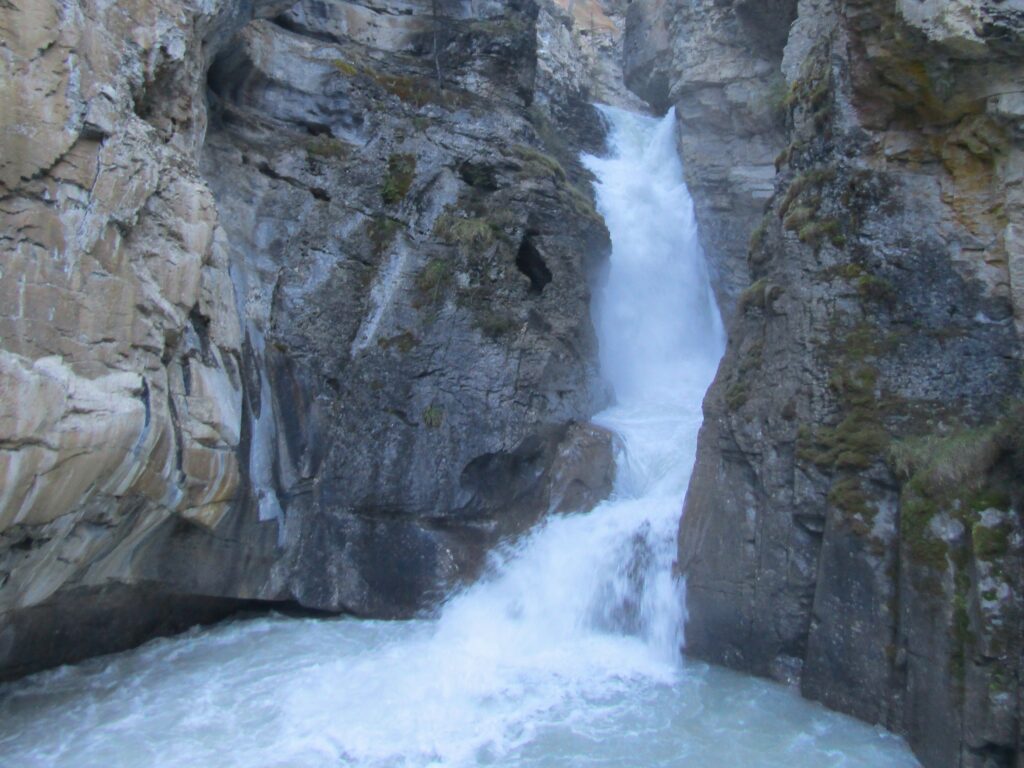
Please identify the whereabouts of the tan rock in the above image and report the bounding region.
[0,0,247,620]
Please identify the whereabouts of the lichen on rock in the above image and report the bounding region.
[622,0,1024,765]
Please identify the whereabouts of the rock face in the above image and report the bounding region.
[624,0,797,315]
[535,0,649,141]
[0,0,619,679]
[626,0,1024,766]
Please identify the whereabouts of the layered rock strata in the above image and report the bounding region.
[626,1,1024,766]
[0,0,618,679]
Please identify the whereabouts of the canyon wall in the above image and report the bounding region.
[0,0,626,678]
[6,0,1020,763]
[625,1,1024,766]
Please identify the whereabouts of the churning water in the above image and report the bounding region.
[0,108,920,768]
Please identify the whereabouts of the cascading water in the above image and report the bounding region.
[0,109,920,768]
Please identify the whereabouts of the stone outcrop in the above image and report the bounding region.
[536,0,649,146]
[624,0,797,315]
[626,0,1024,766]
[0,0,291,677]
[0,0,620,679]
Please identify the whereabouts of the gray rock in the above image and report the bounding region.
[625,0,1024,765]
[0,0,620,677]
[624,0,797,319]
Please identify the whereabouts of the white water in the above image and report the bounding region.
[0,108,919,768]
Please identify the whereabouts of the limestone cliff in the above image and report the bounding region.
[0,0,623,678]
[626,0,1024,765]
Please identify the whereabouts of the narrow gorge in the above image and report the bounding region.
[1,0,1022,766]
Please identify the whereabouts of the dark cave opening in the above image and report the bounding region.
[516,236,552,294]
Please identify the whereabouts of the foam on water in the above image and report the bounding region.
[0,107,920,768]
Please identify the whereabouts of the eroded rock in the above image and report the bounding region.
[623,0,1024,765]
[0,0,619,677]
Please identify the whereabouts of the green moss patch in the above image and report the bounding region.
[510,143,601,223]
[799,411,888,471]
[725,381,750,411]
[433,210,495,250]
[776,166,848,250]
[889,402,1022,568]
[828,476,879,537]
[331,59,359,76]
[377,330,418,354]
[778,166,835,219]
[414,258,452,307]
[749,217,768,252]
[737,279,784,314]
[306,136,352,160]
[474,310,517,339]
[382,154,416,205]
[330,56,471,109]
[855,274,895,304]
[513,145,568,183]
[799,219,845,248]
[422,404,444,429]
[368,216,403,256]
[973,519,1012,560]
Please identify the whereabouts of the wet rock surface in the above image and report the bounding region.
[203,0,618,618]
[623,0,1024,765]
[0,0,619,677]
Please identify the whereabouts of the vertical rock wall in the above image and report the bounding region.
[201,0,618,618]
[0,0,621,678]
[624,0,798,314]
[0,0,294,677]
[627,1,1024,766]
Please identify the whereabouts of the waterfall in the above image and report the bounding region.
[0,109,920,768]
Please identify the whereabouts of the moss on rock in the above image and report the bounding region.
[414,258,452,309]
[422,405,444,429]
[382,154,416,205]
[889,402,1022,569]
[433,210,495,250]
